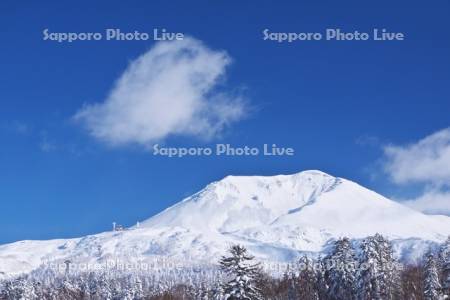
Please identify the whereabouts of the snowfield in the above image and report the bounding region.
[1,170,450,278]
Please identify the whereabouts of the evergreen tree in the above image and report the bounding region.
[358,234,403,300]
[358,235,381,299]
[439,236,450,296]
[324,237,358,300]
[316,255,329,299]
[424,253,442,300]
[0,277,37,300]
[58,277,82,300]
[213,281,226,300]
[97,272,114,300]
[219,244,262,300]
[375,234,403,299]
[86,272,98,298]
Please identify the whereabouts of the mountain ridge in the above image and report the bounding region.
[1,170,449,277]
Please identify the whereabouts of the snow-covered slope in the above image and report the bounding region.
[1,170,450,277]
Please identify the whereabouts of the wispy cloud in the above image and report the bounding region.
[382,128,450,215]
[355,134,380,147]
[383,128,450,185]
[12,121,30,135]
[74,37,247,147]
[402,188,450,215]
[38,131,57,153]
[1,120,31,135]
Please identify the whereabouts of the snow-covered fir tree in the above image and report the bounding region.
[58,277,83,300]
[358,234,403,300]
[97,272,113,300]
[375,234,403,299]
[324,237,358,300]
[424,252,442,300]
[358,235,382,299]
[440,236,450,297]
[0,277,38,300]
[122,274,144,300]
[219,244,262,300]
[213,280,226,300]
[315,255,329,299]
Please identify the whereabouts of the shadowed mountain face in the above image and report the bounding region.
[1,170,450,277]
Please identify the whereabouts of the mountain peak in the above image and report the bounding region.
[215,169,340,192]
[218,169,335,182]
[141,169,450,242]
[2,170,450,276]
[140,170,343,232]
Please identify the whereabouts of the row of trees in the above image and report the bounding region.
[1,235,450,299]
[271,235,449,300]
[217,235,450,300]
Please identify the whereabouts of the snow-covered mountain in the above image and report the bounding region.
[1,170,450,277]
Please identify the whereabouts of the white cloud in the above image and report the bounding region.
[39,140,56,153]
[383,128,450,185]
[12,121,30,135]
[1,120,30,135]
[74,37,246,147]
[39,131,57,153]
[402,189,450,215]
[383,128,450,215]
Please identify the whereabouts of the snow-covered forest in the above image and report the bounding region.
[1,234,450,300]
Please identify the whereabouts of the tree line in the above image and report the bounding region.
[1,234,450,299]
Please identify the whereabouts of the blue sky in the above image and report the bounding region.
[1,0,450,244]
